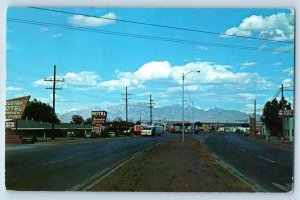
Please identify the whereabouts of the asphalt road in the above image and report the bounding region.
[204,133,294,192]
[5,134,181,191]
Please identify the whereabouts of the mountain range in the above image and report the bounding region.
[57,102,252,123]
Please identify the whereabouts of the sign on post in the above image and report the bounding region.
[6,96,30,119]
[5,121,15,128]
[91,111,107,132]
[279,109,294,117]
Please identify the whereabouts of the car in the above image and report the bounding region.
[67,131,75,138]
[84,131,92,138]
[107,132,116,137]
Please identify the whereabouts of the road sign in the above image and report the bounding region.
[5,121,15,128]
[279,110,294,117]
[92,126,100,131]
[6,96,30,119]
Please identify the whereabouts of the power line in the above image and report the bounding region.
[29,7,293,44]
[7,18,293,54]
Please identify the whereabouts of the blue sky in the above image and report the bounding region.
[6,8,294,115]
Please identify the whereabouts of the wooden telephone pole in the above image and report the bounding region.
[44,65,64,140]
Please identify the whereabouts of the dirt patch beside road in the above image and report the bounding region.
[90,138,253,192]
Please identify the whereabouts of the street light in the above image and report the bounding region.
[182,70,200,142]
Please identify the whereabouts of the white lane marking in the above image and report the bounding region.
[272,183,292,192]
[67,145,155,191]
[42,157,74,166]
[203,143,267,192]
[227,144,233,147]
[258,155,276,163]
[238,148,246,152]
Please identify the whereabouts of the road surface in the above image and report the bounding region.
[204,133,294,192]
[5,134,180,191]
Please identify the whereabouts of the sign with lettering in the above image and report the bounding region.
[91,111,107,132]
[91,111,107,124]
[5,121,15,128]
[6,96,30,119]
[279,109,294,117]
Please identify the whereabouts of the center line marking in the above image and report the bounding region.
[42,157,74,166]
[258,155,276,163]
[238,148,246,152]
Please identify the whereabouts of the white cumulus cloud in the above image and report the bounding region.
[50,33,62,38]
[33,71,101,88]
[272,62,282,66]
[98,61,272,93]
[282,78,293,87]
[68,12,117,27]
[241,62,256,66]
[133,61,172,81]
[6,86,23,91]
[223,11,294,41]
[63,71,101,86]
[40,27,48,32]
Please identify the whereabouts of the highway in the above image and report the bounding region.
[6,133,294,192]
[204,133,294,192]
[5,134,181,191]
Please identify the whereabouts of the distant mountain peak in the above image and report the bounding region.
[57,103,250,123]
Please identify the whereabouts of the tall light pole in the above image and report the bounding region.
[182,70,200,142]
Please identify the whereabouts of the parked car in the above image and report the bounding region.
[107,132,116,137]
[85,131,92,138]
[67,131,75,138]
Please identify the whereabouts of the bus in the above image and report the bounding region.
[141,126,163,136]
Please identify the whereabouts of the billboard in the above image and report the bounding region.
[6,96,30,120]
[91,111,107,132]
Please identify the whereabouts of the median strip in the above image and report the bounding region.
[88,139,253,192]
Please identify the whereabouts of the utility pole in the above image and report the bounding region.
[147,94,154,125]
[44,65,64,140]
[192,101,195,136]
[254,99,256,137]
[122,86,131,127]
[217,112,221,132]
[281,84,285,140]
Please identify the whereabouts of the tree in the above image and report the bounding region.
[84,117,92,125]
[71,115,84,124]
[22,99,60,123]
[195,121,202,126]
[261,98,292,137]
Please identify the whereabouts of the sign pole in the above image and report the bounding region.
[15,119,18,133]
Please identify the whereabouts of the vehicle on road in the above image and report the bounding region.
[107,132,116,137]
[84,131,92,138]
[141,126,163,136]
[67,131,76,138]
[134,125,144,134]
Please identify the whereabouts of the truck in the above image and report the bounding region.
[134,125,144,134]
[141,126,163,136]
